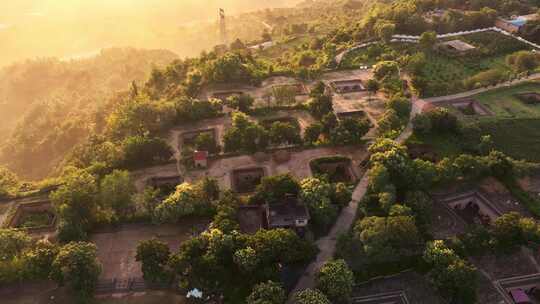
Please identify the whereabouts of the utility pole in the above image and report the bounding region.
[219,8,228,46]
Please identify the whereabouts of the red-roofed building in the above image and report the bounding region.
[193,150,209,168]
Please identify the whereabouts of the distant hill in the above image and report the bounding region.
[0,48,178,179]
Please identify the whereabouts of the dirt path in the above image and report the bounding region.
[423,73,540,103]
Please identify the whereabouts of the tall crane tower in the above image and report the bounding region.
[219,8,228,46]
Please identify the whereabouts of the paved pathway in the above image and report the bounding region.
[287,95,424,302]
[424,73,540,104]
[286,73,540,301]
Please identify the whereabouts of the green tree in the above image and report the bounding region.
[477,135,494,156]
[300,177,338,232]
[121,135,173,168]
[330,118,370,145]
[404,191,433,228]
[374,20,396,42]
[373,61,399,81]
[419,31,437,50]
[223,112,269,153]
[135,186,162,216]
[368,139,414,188]
[154,182,213,223]
[387,95,411,118]
[304,122,323,144]
[424,241,477,304]
[331,182,352,207]
[294,289,331,304]
[212,204,241,233]
[135,239,172,283]
[307,94,333,119]
[248,228,316,265]
[0,229,32,260]
[204,52,252,83]
[51,242,101,302]
[175,97,223,122]
[269,122,302,146]
[506,51,540,72]
[51,168,98,242]
[99,170,135,218]
[321,113,338,134]
[412,158,439,190]
[310,81,326,98]
[23,240,59,280]
[412,113,432,134]
[315,259,354,304]
[252,174,300,205]
[225,94,255,113]
[428,108,458,133]
[194,133,220,154]
[247,281,286,304]
[365,79,380,100]
[0,166,20,199]
[233,247,260,273]
[106,96,176,138]
[354,215,421,263]
[486,150,513,178]
[492,212,523,249]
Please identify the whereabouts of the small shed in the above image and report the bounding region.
[438,40,476,54]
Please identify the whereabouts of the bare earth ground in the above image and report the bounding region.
[430,200,468,239]
[199,69,376,109]
[4,287,186,304]
[431,177,533,217]
[470,249,540,280]
[254,109,316,136]
[352,271,445,304]
[131,163,180,192]
[90,219,209,281]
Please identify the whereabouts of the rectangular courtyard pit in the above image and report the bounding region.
[232,167,266,193]
[91,219,209,281]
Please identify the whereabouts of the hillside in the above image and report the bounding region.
[0,48,178,179]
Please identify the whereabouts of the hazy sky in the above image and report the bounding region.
[0,0,300,66]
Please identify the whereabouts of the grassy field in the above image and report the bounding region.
[406,132,465,160]
[258,35,314,59]
[476,118,540,162]
[409,82,540,162]
[472,82,540,118]
[341,31,533,97]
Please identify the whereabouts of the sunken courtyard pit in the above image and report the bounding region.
[232,167,266,193]
[6,199,57,234]
[310,156,356,183]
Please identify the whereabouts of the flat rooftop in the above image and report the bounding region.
[439,40,476,52]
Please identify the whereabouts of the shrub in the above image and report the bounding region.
[315,259,354,304]
[135,239,172,284]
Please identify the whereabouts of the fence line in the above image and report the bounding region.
[336,27,540,65]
